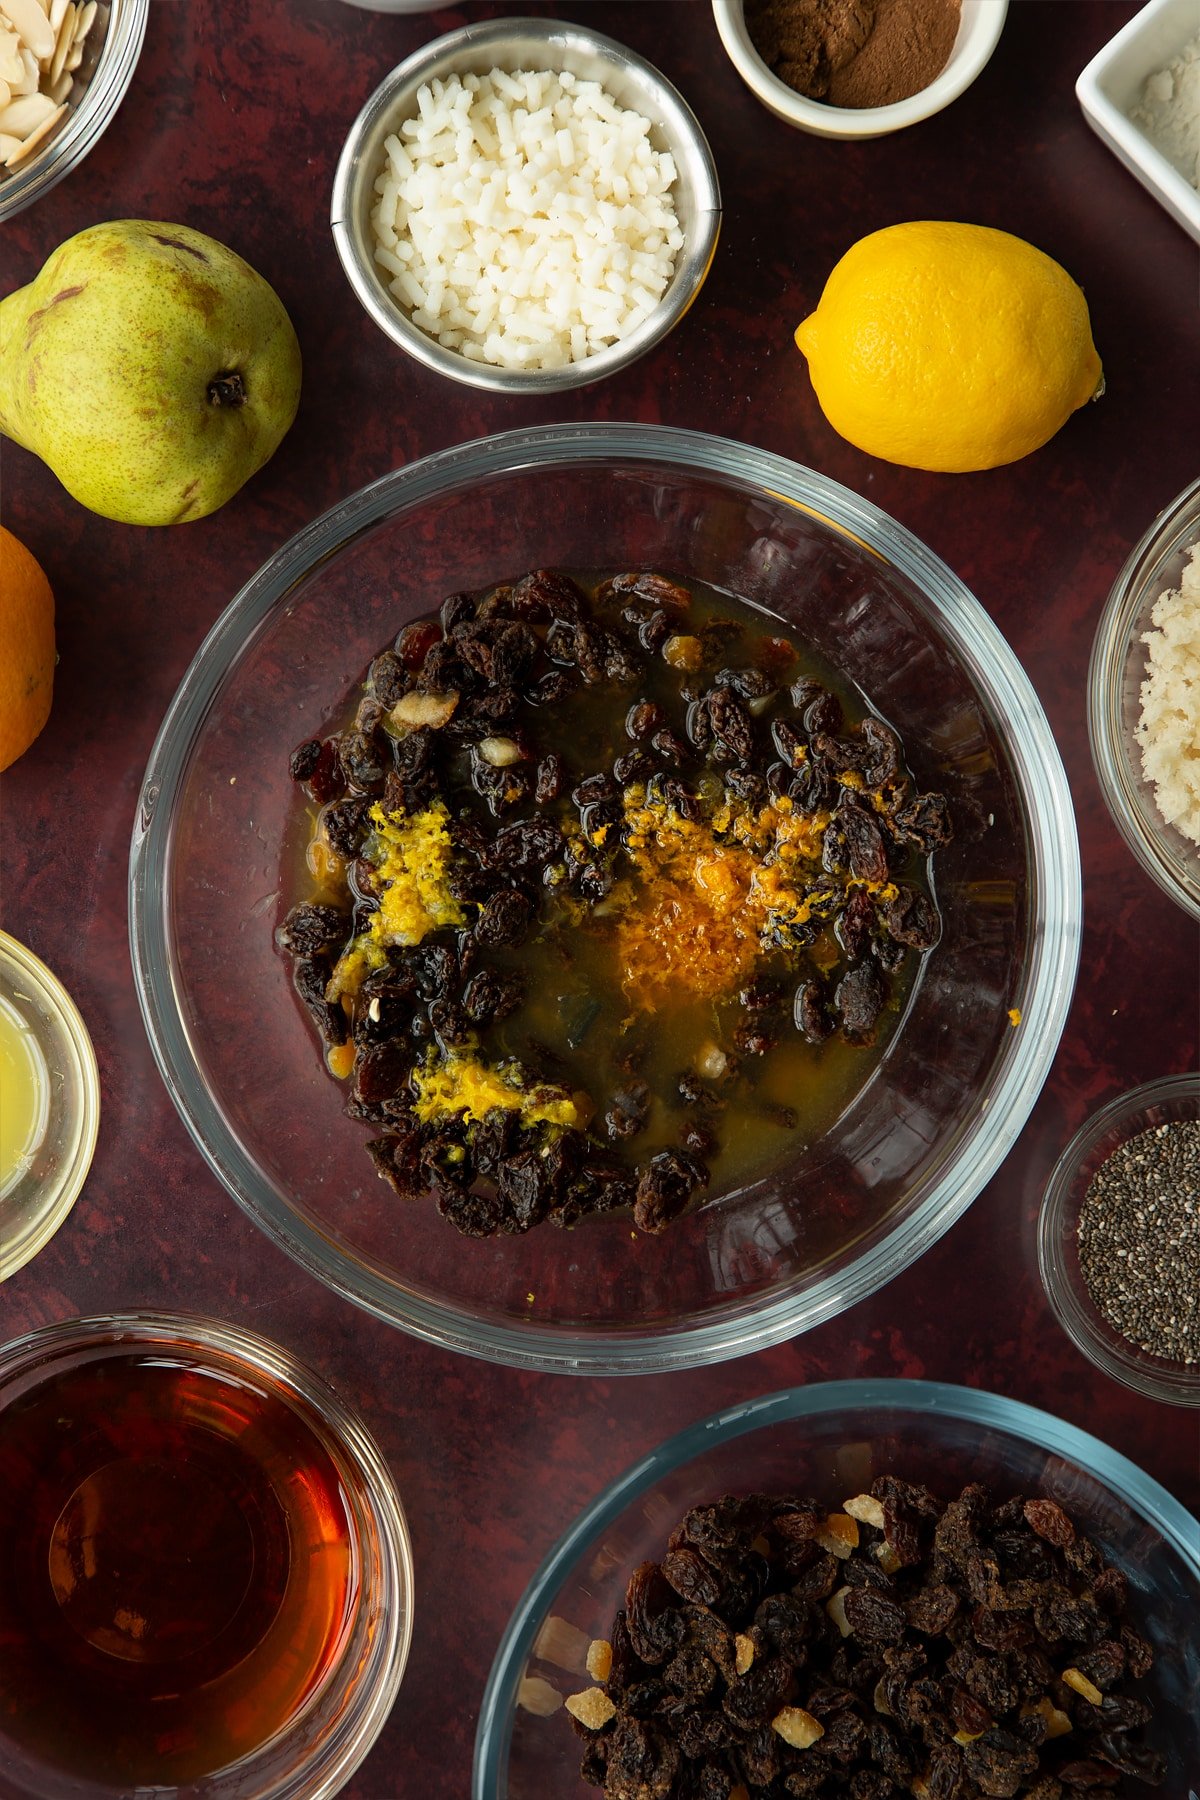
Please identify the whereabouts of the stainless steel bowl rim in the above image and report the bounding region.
[0,0,149,221]
[330,17,722,394]
[473,1376,1200,1792]
[129,423,1082,1376]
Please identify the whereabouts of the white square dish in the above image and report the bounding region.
[1077,0,1200,245]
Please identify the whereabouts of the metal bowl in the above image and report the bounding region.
[330,18,721,393]
[0,0,147,221]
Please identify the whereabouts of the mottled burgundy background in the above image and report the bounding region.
[1,2,1198,1794]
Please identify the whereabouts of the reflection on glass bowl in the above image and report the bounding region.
[475,1381,1200,1798]
[130,425,1081,1374]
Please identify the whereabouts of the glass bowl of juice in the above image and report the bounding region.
[0,932,100,1281]
[0,1310,413,1799]
[129,424,1082,1373]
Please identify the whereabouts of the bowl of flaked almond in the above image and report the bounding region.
[0,0,147,220]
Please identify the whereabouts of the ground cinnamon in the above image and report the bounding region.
[744,0,961,110]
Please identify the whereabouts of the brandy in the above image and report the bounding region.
[0,1342,356,1789]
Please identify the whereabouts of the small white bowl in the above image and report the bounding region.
[711,0,1007,140]
[1077,0,1200,246]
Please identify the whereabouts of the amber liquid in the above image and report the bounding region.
[0,1351,355,1788]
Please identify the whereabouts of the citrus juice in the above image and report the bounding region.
[0,993,49,1198]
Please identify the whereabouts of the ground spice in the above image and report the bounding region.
[744,0,962,110]
[1077,1118,1200,1364]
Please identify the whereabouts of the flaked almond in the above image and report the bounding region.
[843,1493,886,1530]
[813,1511,859,1558]
[388,689,459,731]
[477,735,521,767]
[517,1675,563,1717]
[47,3,74,87]
[585,1638,612,1682]
[50,0,69,32]
[565,1687,616,1730]
[0,0,54,62]
[3,95,61,159]
[1022,1695,1072,1738]
[873,1539,903,1575]
[734,1632,755,1675]
[0,86,53,133]
[825,1586,852,1638]
[771,1706,823,1749]
[1062,1667,1103,1706]
[533,1613,590,1673]
[73,0,95,44]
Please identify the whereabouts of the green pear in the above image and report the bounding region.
[0,220,302,526]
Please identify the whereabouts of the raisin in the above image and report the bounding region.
[626,700,666,741]
[394,618,441,668]
[625,1564,685,1667]
[512,568,585,622]
[1023,1498,1076,1548]
[275,902,349,957]
[435,1186,504,1238]
[634,1151,708,1234]
[613,748,656,786]
[474,887,533,947]
[292,956,347,1046]
[680,1120,717,1158]
[302,737,345,804]
[535,752,566,804]
[529,667,579,705]
[602,571,691,614]
[844,1587,907,1645]
[882,885,942,952]
[836,961,887,1043]
[461,969,523,1025]
[289,738,323,782]
[804,689,842,735]
[837,887,878,961]
[322,797,370,859]
[484,818,562,871]
[650,727,689,765]
[861,717,901,786]
[771,716,806,766]
[894,791,954,850]
[663,1549,724,1608]
[839,797,891,883]
[365,1134,424,1200]
[707,686,755,760]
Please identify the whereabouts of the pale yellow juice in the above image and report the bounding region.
[0,994,49,1198]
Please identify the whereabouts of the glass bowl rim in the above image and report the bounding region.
[1037,1070,1200,1408]
[1087,473,1200,922]
[129,422,1082,1375]
[0,0,149,222]
[473,1374,1200,1794]
[0,930,100,1281]
[0,1307,414,1800]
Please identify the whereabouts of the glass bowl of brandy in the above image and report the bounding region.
[130,423,1081,1374]
[0,1310,413,1800]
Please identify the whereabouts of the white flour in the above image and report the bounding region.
[1129,30,1200,190]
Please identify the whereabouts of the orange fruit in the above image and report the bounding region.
[0,526,55,773]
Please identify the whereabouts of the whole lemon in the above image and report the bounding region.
[794,222,1103,473]
[0,526,54,773]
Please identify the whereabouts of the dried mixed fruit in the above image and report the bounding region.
[278,569,955,1238]
[562,1482,1166,1798]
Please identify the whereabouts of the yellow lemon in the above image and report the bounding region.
[794,222,1103,473]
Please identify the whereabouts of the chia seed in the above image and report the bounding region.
[1077,1118,1200,1364]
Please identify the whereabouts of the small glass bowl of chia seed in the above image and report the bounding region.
[1039,1071,1200,1407]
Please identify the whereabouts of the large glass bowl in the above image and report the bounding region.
[474,1381,1200,1797]
[129,425,1080,1374]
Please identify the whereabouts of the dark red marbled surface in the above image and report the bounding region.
[1,2,1198,1794]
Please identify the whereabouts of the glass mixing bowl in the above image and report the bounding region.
[130,425,1080,1374]
[1088,475,1200,920]
[475,1381,1200,1797]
